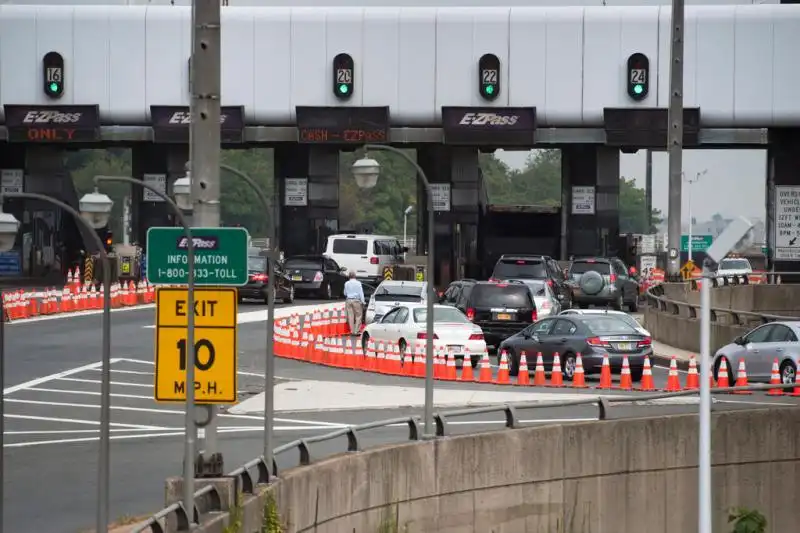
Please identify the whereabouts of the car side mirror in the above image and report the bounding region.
[733,336,744,345]
[340,267,348,274]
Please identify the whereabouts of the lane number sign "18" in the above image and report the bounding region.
[630,69,646,84]
[482,69,498,84]
[336,68,353,83]
[46,67,62,83]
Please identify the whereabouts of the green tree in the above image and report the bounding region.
[728,507,767,533]
[619,176,663,234]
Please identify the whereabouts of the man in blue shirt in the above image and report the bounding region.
[343,271,365,335]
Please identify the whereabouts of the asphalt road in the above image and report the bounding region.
[4,303,799,533]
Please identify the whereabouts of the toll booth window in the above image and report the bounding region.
[492,259,547,279]
[332,238,368,254]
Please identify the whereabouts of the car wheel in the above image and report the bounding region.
[780,360,797,385]
[361,333,371,354]
[613,293,624,311]
[627,296,639,313]
[283,284,295,304]
[324,282,333,300]
[562,353,577,381]
[506,349,519,377]
[713,356,729,382]
[630,367,644,382]
[398,339,408,364]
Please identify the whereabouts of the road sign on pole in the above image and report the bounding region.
[154,287,237,404]
[146,227,249,285]
[680,234,713,252]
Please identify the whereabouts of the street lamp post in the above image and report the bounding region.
[685,169,707,264]
[0,190,113,533]
[403,205,414,259]
[176,163,278,475]
[351,147,437,437]
[93,175,197,523]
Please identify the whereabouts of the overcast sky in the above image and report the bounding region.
[2,0,773,221]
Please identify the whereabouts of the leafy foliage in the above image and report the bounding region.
[728,507,767,533]
[63,148,660,238]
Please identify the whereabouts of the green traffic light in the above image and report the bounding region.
[338,84,349,94]
[484,85,495,95]
[633,84,643,95]
[48,82,59,93]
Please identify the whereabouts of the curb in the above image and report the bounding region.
[652,353,691,371]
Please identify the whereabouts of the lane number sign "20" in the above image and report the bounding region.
[336,68,353,84]
[630,69,646,84]
[481,69,498,84]
[46,67,62,83]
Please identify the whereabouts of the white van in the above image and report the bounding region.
[324,234,406,286]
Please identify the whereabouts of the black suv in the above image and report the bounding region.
[464,280,539,350]
[566,257,639,312]
[490,254,571,308]
[439,279,478,313]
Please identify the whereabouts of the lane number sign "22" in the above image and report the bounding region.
[481,69,498,83]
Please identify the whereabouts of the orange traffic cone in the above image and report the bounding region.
[791,369,800,397]
[733,359,752,395]
[477,351,492,383]
[597,353,612,390]
[516,351,530,385]
[549,352,563,387]
[495,350,510,384]
[459,353,474,382]
[717,358,730,388]
[685,355,699,390]
[365,340,377,371]
[664,356,682,392]
[445,351,457,380]
[639,356,656,391]
[618,355,632,390]
[532,353,546,386]
[572,353,587,388]
[767,359,783,396]
[414,342,426,377]
[434,348,445,379]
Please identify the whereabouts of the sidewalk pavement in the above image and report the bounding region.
[652,340,696,370]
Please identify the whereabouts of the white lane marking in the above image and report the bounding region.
[25,387,153,401]
[56,377,151,388]
[4,398,349,427]
[5,428,179,435]
[4,359,123,395]
[9,304,155,325]
[88,368,153,376]
[4,413,170,430]
[115,358,154,366]
[4,425,337,448]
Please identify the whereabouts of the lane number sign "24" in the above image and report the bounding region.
[630,69,647,84]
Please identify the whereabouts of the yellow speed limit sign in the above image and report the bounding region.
[154,287,237,404]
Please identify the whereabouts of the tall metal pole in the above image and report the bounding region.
[0,275,5,533]
[687,178,693,265]
[219,164,276,473]
[699,258,712,533]
[645,149,653,233]
[190,0,222,462]
[363,145,436,436]
[2,192,111,533]
[94,176,196,522]
[666,0,685,280]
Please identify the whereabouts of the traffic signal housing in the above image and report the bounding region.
[332,53,354,100]
[626,53,649,101]
[42,51,65,99]
[478,53,500,101]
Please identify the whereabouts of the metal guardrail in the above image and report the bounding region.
[645,282,797,327]
[131,382,800,533]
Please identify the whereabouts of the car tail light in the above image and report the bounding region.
[609,273,617,283]
[417,332,439,340]
[468,333,484,341]
[251,273,267,282]
[313,271,324,282]
[546,279,554,288]
[466,308,475,321]
[587,336,610,347]
[488,277,499,283]
[369,257,379,265]
[495,283,508,287]
[638,337,652,347]
[531,309,538,322]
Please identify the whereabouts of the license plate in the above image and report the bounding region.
[496,313,512,320]
[291,275,302,281]
[615,342,634,351]
[448,345,464,354]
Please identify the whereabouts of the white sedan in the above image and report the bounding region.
[362,303,486,367]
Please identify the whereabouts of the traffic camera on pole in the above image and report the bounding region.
[626,53,649,101]
[478,53,500,101]
[42,51,65,99]
[333,53,354,100]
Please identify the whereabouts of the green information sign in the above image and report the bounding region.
[145,227,249,286]
[680,234,713,252]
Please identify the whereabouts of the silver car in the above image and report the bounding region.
[712,321,800,384]
[517,279,561,318]
[365,280,428,324]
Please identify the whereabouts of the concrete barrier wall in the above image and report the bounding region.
[192,407,800,533]
[643,306,749,354]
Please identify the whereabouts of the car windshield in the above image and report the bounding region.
[332,238,368,254]
[413,307,470,323]
[374,284,424,301]
[719,259,750,270]
[580,316,639,336]
[285,258,323,270]
[469,284,533,308]
[492,259,547,279]
[569,261,611,276]
[247,257,265,271]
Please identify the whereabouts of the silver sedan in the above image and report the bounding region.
[712,321,800,384]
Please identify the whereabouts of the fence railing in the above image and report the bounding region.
[645,281,798,327]
[131,382,800,533]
